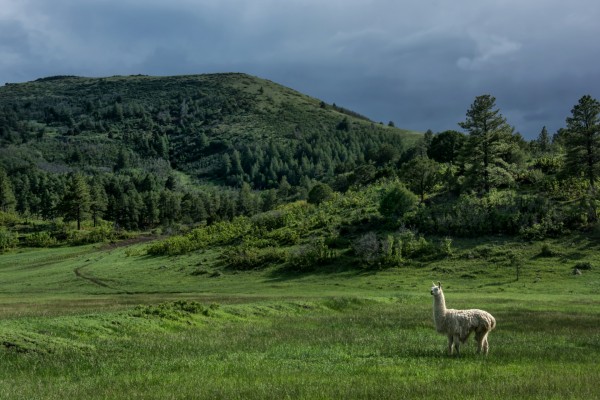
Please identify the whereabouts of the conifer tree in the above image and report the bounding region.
[89,181,108,227]
[60,173,91,230]
[537,126,551,153]
[564,95,600,190]
[459,94,514,193]
[0,168,16,213]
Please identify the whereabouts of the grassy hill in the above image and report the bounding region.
[0,73,420,186]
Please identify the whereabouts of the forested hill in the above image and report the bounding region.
[0,73,419,189]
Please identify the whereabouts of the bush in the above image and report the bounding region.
[353,230,442,268]
[539,243,558,257]
[147,236,194,256]
[25,231,58,247]
[287,238,336,271]
[379,184,418,220]
[0,212,19,227]
[223,244,286,270]
[264,227,300,245]
[353,232,383,266]
[223,245,263,270]
[439,237,453,258]
[0,227,18,252]
[251,210,287,231]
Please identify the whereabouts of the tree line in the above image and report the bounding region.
[1,86,599,243]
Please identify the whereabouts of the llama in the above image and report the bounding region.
[430,282,496,356]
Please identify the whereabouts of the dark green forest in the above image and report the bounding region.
[0,73,599,259]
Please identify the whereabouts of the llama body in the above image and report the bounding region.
[431,282,496,355]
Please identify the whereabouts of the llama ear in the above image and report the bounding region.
[437,281,442,288]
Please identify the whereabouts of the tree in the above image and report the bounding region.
[277,176,291,199]
[237,182,255,215]
[564,95,600,190]
[261,189,278,211]
[400,156,441,203]
[159,189,181,226]
[308,183,334,205]
[428,130,466,164]
[0,168,16,213]
[368,144,398,166]
[536,126,551,154]
[379,183,418,220]
[59,173,91,230]
[89,181,108,227]
[114,148,131,172]
[459,94,515,193]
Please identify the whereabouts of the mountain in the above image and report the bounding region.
[0,73,421,189]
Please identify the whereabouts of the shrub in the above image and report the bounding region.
[398,230,435,258]
[0,227,18,252]
[539,243,558,257]
[0,212,19,227]
[223,245,263,270]
[379,184,418,220]
[519,215,565,240]
[147,236,194,256]
[25,231,58,247]
[353,230,442,268]
[265,227,300,245]
[352,232,382,266]
[439,237,453,258]
[223,244,286,270]
[287,238,336,271]
[251,210,287,231]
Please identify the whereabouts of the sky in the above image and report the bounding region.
[1,0,599,139]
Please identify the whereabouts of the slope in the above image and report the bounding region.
[0,73,421,189]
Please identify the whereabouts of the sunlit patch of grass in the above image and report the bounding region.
[0,295,598,399]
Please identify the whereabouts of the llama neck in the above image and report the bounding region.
[433,291,447,327]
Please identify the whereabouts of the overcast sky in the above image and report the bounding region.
[1,0,599,139]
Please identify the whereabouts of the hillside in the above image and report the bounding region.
[0,73,420,187]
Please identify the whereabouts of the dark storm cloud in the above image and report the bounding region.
[2,0,599,138]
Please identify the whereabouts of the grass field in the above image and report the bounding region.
[0,237,598,399]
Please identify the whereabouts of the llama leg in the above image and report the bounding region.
[453,335,461,356]
[482,333,489,355]
[447,335,454,355]
[475,330,484,354]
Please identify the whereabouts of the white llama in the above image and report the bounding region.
[430,282,496,356]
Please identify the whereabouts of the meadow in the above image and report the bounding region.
[0,236,598,400]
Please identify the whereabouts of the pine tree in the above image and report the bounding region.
[0,168,16,213]
[237,182,254,215]
[89,181,108,227]
[60,173,91,230]
[459,94,515,193]
[537,126,551,153]
[564,95,600,190]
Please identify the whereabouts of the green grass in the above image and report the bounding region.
[0,237,598,399]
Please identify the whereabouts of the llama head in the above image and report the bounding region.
[430,281,442,296]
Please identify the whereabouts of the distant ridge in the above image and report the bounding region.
[0,73,421,189]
